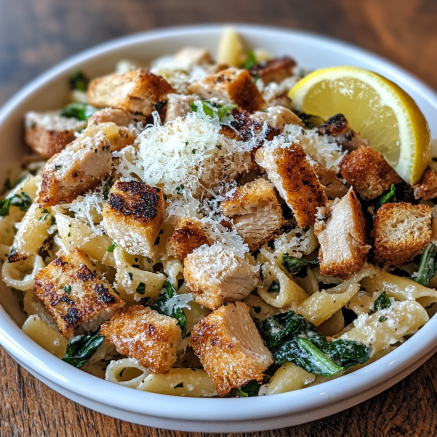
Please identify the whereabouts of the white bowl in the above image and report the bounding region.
[1,24,437,433]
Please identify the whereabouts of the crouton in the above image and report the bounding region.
[191,301,273,396]
[24,111,86,158]
[87,69,175,115]
[372,203,432,266]
[339,146,402,200]
[221,178,284,251]
[38,131,112,207]
[251,106,304,130]
[249,56,296,84]
[187,68,265,113]
[33,248,124,338]
[165,94,198,122]
[174,47,212,68]
[167,217,213,260]
[315,189,370,279]
[318,113,369,152]
[102,180,165,257]
[100,305,181,374]
[255,142,327,228]
[310,162,348,199]
[184,242,259,310]
[413,167,437,200]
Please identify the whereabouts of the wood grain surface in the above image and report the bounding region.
[1,0,437,435]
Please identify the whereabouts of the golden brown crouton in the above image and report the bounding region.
[255,142,327,228]
[165,94,198,122]
[102,180,165,257]
[174,47,212,68]
[412,167,437,200]
[100,305,181,374]
[315,189,370,279]
[33,248,124,338]
[167,217,213,260]
[311,162,348,199]
[249,56,296,84]
[373,203,432,267]
[191,301,273,396]
[339,146,402,200]
[251,106,304,130]
[187,68,265,113]
[221,178,284,251]
[184,242,258,310]
[38,131,112,207]
[24,111,86,158]
[87,69,175,116]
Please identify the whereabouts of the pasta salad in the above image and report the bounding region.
[1,27,436,398]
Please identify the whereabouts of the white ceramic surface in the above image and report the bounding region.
[1,24,437,433]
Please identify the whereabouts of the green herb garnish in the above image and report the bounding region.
[0,192,32,216]
[107,242,117,252]
[411,242,437,286]
[152,280,188,338]
[62,335,104,368]
[103,178,114,200]
[40,209,50,221]
[267,280,280,293]
[369,292,391,315]
[136,282,146,295]
[238,379,261,397]
[282,253,319,278]
[379,316,387,322]
[69,70,89,91]
[64,285,72,295]
[242,49,257,70]
[174,382,184,389]
[60,103,98,121]
[190,100,237,123]
[175,184,184,195]
[373,184,397,212]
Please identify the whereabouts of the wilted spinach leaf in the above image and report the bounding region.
[411,242,437,287]
[151,280,188,338]
[282,253,319,278]
[60,103,98,121]
[62,335,105,368]
[369,292,391,315]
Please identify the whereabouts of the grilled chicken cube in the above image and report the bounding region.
[88,107,147,128]
[221,178,284,251]
[372,203,432,267]
[87,69,174,116]
[251,106,304,130]
[102,180,165,257]
[249,56,296,84]
[191,301,273,396]
[100,305,181,374]
[165,94,198,122]
[174,47,212,68]
[184,242,259,310]
[24,111,86,158]
[318,113,369,152]
[315,189,370,280]
[167,217,213,260]
[33,248,124,339]
[38,131,112,207]
[339,146,402,200]
[310,162,348,199]
[187,68,265,113]
[412,167,437,200]
[255,142,327,228]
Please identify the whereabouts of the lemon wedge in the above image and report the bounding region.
[288,66,431,185]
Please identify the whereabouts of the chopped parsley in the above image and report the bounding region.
[136,282,146,295]
[107,242,117,252]
[175,184,185,194]
[267,280,280,293]
[60,103,98,121]
[174,382,184,389]
[54,164,63,171]
[0,192,32,216]
[64,285,72,295]
[103,178,114,200]
[379,316,387,322]
[127,272,133,281]
[69,70,89,91]
[39,209,50,221]
[369,292,391,315]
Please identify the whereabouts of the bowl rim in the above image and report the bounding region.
[1,23,437,425]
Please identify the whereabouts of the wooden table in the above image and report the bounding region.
[1,0,437,435]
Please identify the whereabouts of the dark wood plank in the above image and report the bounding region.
[1,0,437,436]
